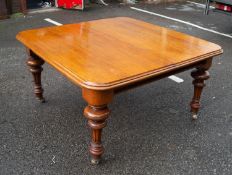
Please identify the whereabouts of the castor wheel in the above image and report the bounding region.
[91,158,100,165]
[192,113,198,120]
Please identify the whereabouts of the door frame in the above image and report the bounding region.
[20,0,27,14]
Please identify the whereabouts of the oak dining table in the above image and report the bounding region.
[16,17,223,164]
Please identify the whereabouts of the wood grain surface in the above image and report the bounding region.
[16,17,222,90]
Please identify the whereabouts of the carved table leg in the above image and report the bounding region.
[26,49,45,102]
[190,58,212,120]
[82,88,113,164]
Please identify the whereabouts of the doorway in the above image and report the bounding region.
[26,0,55,10]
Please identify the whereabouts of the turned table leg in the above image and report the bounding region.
[190,58,212,120]
[82,88,113,164]
[26,49,45,102]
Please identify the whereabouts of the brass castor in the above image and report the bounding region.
[192,113,198,120]
[39,98,46,103]
[91,158,100,165]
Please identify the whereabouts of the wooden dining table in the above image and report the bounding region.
[16,17,223,164]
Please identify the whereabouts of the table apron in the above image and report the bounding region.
[114,58,211,93]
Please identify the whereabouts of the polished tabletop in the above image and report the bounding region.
[16,17,222,90]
